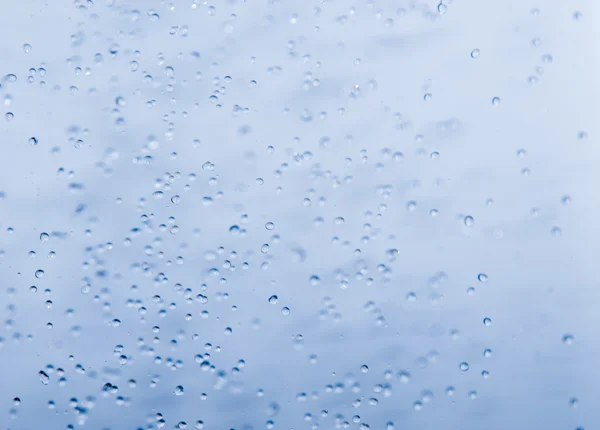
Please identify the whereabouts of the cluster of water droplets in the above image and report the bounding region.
[0,0,592,429]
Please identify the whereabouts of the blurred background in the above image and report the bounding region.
[0,0,597,429]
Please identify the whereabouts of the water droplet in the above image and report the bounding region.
[492,97,501,106]
[470,49,480,58]
[563,334,574,344]
[459,362,469,371]
[437,3,447,14]
[398,370,411,383]
[268,295,278,304]
[464,216,475,227]
[542,54,553,64]
[266,402,280,416]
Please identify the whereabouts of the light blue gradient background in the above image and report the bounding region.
[0,0,597,429]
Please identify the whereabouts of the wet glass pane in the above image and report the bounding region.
[0,1,596,429]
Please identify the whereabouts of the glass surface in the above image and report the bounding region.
[0,1,596,429]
